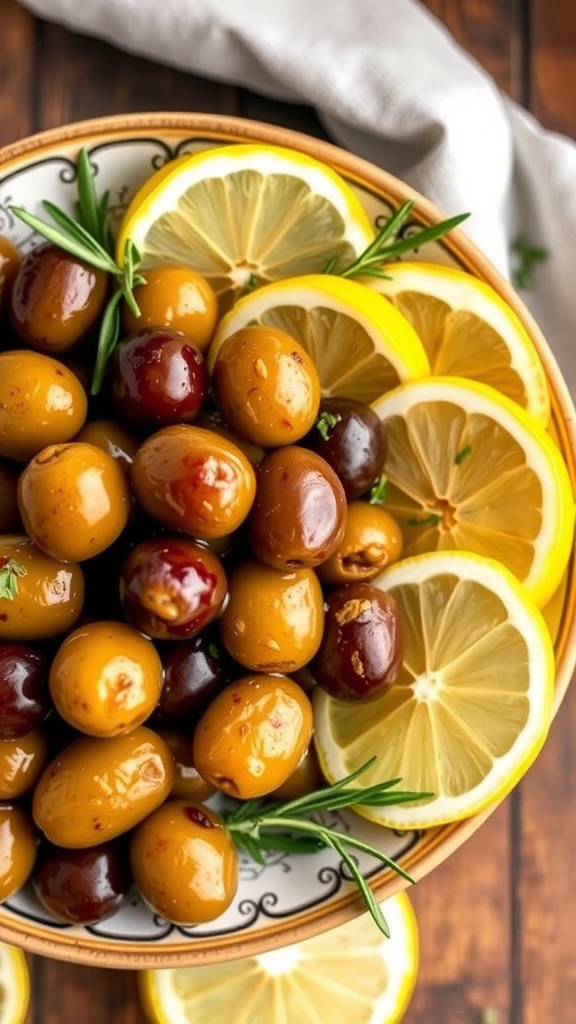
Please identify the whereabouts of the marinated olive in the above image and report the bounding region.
[131,425,256,540]
[219,560,324,673]
[0,728,49,799]
[32,726,175,848]
[0,350,88,462]
[316,501,404,585]
[119,537,227,640]
[75,418,139,473]
[0,235,20,314]
[48,621,163,737]
[212,325,321,447]
[0,803,37,902]
[312,582,403,700]
[0,460,21,533]
[0,642,51,738]
[0,535,85,641]
[110,327,209,427]
[122,265,218,351]
[195,410,265,467]
[157,728,216,802]
[130,799,238,926]
[33,839,132,925]
[18,441,131,562]
[193,674,313,799]
[10,242,108,353]
[156,632,233,722]
[305,397,388,499]
[248,446,346,569]
[270,744,322,801]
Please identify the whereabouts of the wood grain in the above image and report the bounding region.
[0,1,574,1021]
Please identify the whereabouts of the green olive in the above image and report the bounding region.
[0,803,37,902]
[0,728,49,799]
[157,728,216,802]
[75,418,139,473]
[212,325,321,446]
[316,501,404,585]
[219,559,324,673]
[122,265,218,352]
[32,726,175,848]
[130,799,238,926]
[0,350,87,462]
[49,621,164,737]
[18,442,131,562]
[193,673,314,799]
[0,534,85,641]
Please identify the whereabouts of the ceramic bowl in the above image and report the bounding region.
[0,112,574,968]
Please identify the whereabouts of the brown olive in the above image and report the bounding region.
[32,726,175,848]
[0,728,49,799]
[0,236,21,314]
[312,582,403,700]
[316,501,404,585]
[248,446,346,569]
[48,621,164,737]
[18,441,131,562]
[156,728,216,802]
[33,839,132,925]
[270,744,322,800]
[0,803,37,902]
[0,534,85,642]
[193,674,313,799]
[304,397,388,500]
[212,325,321,447]
[131,424,256,540]
[130,799,238,926]
[0,350,88,462]
[122,265,218,352]
[219,559,324,673]
[75,418,139,473]
[10,242,108,353]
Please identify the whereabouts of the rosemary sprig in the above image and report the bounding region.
[9,149,145,395]
[225,758,430,937]
[327,201,469,279]
[0,559,27,600]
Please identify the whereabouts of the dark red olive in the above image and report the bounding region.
[248,446,346,569]
[304,397,388,500]
[0,642,52,738]
[119,537,228,640]
[110,326,209,426]
[312,582,403,700]
[33,840,132,924]
[10,242,108,354]
[156,631,235,723]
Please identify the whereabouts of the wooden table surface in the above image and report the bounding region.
[1,1,575,1022]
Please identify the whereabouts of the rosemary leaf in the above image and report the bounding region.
[0,560,27,601]
[327,834,391,937]
[10,205,117,275]
[76,149,106,245]
[91,289,123,395]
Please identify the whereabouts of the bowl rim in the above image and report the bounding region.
[0,110,574,968]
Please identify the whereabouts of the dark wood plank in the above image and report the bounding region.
[0,0,35,148]
[529,0,576,136]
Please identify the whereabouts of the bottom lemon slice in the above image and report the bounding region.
[313,550,555,830]
[138,892,418,1024]
[0,944,29,1024]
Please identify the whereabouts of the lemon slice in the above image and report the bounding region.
[208,274,431,403]
[137,892,418,1024]
[372,375,574,608]
[314,550,555,829]
[117,144,376,311]
[0,944,29,1024]
[367,261,551,425]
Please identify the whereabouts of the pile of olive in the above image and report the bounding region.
[0,235,405,928]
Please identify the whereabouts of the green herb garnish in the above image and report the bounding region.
[10,149,145,395]
[0,559,26,600]
[455,444,472,465]
[511,235,548,291]
[407,512,442,528]
[315,410,341,441]
[326,201,469,279]
[225,758,429,937]
[368,475,388,505]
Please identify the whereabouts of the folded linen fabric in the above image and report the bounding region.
[16,0,576,386]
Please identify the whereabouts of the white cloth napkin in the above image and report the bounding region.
[18,0,576,390]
